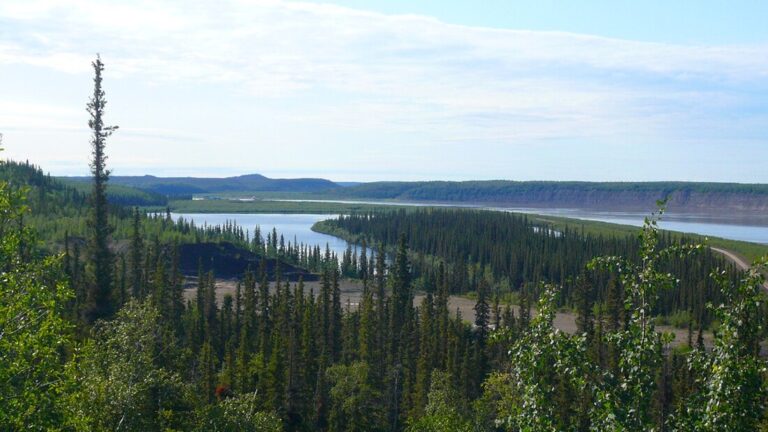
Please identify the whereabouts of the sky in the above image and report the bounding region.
[1,0,767,182]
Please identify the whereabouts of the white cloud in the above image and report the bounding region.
[0,0,766,181]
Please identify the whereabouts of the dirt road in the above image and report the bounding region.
[710,247,768,290]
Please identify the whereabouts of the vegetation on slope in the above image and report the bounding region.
[332,179,768,199]
[4,57,768,431]
[327,180,768,211]
[63,173,340,196]
[165,198,413,214]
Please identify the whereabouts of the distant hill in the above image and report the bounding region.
[3,161,318,280]
[329,180,768,212]
[61,173,341,196]
[57,178,168,206]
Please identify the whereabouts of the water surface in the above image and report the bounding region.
[172,213,361,257]
[271,199,768,245]
[489,207,768,245]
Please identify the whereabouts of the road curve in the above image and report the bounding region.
[710,247,768,290]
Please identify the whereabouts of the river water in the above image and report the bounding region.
[171,212,360,258]
[173,203,768,251]
[271,199,768,245]
[488,207,768,245]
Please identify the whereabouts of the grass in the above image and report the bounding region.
[159,199,414,214]
[654,310,694,329]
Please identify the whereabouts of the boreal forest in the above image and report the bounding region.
[3,59,768,432]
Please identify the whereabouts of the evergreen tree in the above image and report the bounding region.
[130,207,143,298]
[331,266,343,362]
[413,287,435,418]
[518,283,531,330]
[199,341,217,404]
[84,55,118,324]
[473,276,491,390]
[390,235,411,359]
[574,271,595,338]
[169,241,185,333]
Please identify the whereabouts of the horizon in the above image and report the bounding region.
[53,169,768,186]
[2,0,768,182]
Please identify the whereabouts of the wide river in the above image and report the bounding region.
[491,207,768,245]
[171,213,356,257]
[275,199,768,245]
[173,204,768,254]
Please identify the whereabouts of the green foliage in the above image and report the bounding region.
[327,362,387,432]
[530,213,768,263]
[195,392,283,432]
[83,55,117,324]
[587,206,702,430]
[0,181,73,429]
[320,209,736,322]
[655,309,693,329]
[167,198,411,214]
[61,179,168,206]
[5,109,768,431]
[63,300,193,431]
[76,172,339,196]
[673,258,768,431]
[329,179,768,201]
[482,204,768,431]
[495,285,592,431]
[406,371,472,432]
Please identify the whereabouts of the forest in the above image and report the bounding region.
[329,179,768,199]
[3,58,768,432]
[316,209,748,327]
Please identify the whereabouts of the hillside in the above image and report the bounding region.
[62,173,341,196]
[329,180,768,212]
[1,160,314,281]
[60,172,768,213]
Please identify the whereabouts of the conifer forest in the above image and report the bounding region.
[3,24,768,432]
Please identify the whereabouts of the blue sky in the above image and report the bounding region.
[1,0,767,182]
[307,0,768,44]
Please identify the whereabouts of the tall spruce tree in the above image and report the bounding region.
[574,271,595,338]
[84,55,118,324]
[130,207,143,298]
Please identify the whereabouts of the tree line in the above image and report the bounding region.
[2,56,767,431]
[317,209,743,329]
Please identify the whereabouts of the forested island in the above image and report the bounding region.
[4,59,768,432]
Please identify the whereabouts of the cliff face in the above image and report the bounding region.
[457,190,768,213]
[336,181,768,213]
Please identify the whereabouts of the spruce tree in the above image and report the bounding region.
[473,276,490,389]
[390,235,411,359]
[130,207,143,298]
[330,266,342,362]
[574,271,595,338]
[84,55,118,324]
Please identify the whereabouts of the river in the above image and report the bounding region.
[171,212,360,257]
[173,203,768,252]
[489,207,768,245]
[271,199,768,245]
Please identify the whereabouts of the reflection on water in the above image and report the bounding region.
[170,213,370,258]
